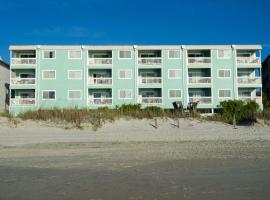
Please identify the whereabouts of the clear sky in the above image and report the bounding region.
[0,0,270,62]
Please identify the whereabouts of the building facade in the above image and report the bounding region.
[262,55,270,99]
[0,58,10,112]
[9,45,263,114]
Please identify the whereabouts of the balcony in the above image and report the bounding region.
[140,97,162,104]
[11,58,37,65]
[138,77,162,85]
[189,97,212,104]
[187,50,211,65]
[88,58,112,65]
[89,97,112,105]
[88,77,112,85]
[11,78,36,85]
[10,98,35,106]
[237,57,260,65]
[189,77,211,84]
[238,97,261,104]
[188,57,211,64]
[138,58,162,65]
[237,77,261,85]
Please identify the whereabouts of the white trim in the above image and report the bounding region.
[41,90,56,100]
[168,50,181,59]
[42,50,56,59]
[217,49,231,59]
[168,89,182,99]
[68,50,82,60]
[67,90,82,100]
[68,70,83,80]
[118,89,133,99]
[168,69,181,79]
[118,69,132,79]
[217,69,231,79]
[118,50,132,59]
[218,89,232,99]
[42,70,56,80]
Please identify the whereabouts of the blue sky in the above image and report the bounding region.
[0,0,270,62]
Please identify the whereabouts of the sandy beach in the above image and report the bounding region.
[0,117,270,200]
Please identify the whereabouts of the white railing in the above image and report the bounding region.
[188,57,211,64]
[89,97,112,105]
[140,97,162,104]
[10,98,35,105]
[189,77,211,84]
[238,97,261,104]
[88,78,112,85]
[11,78,36,85]
[11,58,37,65]
[237,77,261,84]
[189,97,212,104]
[138,58,162,65]
[88,58,112,65]
[237,57,260,64]
[139,77,162,84]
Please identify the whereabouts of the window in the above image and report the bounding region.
[119,89,132,99]
[42,91,56,100]
[42,70,56,79]
[218,89,231,98]
[119,51,132,59]
[68,70,82,80]
[119,69,132,79]
[168,50,181,59]
[218,69,231,78]
[43,50,56,59]
[169,89,181,98]
[168,69,181,79]
[68,50,82,59]
[68,90,81,100]
[217,50,231,59]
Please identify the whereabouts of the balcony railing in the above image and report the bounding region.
[11,58,37,65]
[237,77,261,84]
[237,57,260,64]
[10,98,35,105]
[238,97,261,104]
[140,97,162,104]
[89,97,112,105]
[88,78,112,85]
[139,77,162,84]
[189,97,212,104]
[11,78,36,85]
[188,57,211,64]
[138,58,162,65]
[189,77,211,84]
[88,58,112,65]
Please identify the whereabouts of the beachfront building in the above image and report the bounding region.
[9,45,263,114]
[0,57,10,112]
[262,55,270,99]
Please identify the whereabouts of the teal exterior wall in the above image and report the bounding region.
[9,45,263,114]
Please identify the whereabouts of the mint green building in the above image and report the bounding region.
[9,45,263,114]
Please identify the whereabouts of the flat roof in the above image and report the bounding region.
[9,44,262,51]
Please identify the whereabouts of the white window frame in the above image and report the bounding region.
[168,89,182,99]
[68,70,82,80]
[119,69,132,79]
[218,89,232,99]
[42,70,56,80]
[119,50,132,59]
[217,49,231,59]
[68,50,82,60]
[168,50,181,59]
[42,50,56,59]
[42,90,56,100]
[119,89,133,99]
[217,69,231,79]
[168,69,181,79]
[67,90,82,100]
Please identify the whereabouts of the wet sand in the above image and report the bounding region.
[0,118,270,200]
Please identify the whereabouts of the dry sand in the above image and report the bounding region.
[0,117,270,200]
